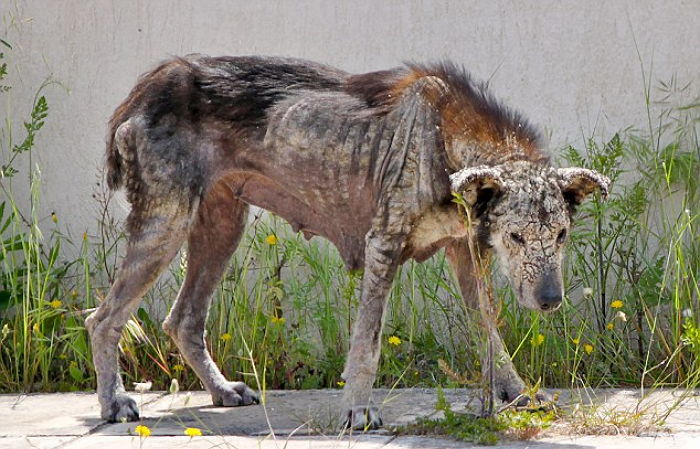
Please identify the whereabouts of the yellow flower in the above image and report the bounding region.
[611,300,624,309]
[584,344,594,355]
[220,333,232,341]
[172,364,185,372]
[51,212,58,223]
[337,380,345,387]
[270,315,286,325]
[82,231,88,241]
[388,335,401,346]
[265,234,278,245]
[531,333,545,346]
[32,323,41,334]
[184,427,202,437]
[571,338,580,345]
[606,322,614,331]
[48,299,62,309]
[134,425,151,437]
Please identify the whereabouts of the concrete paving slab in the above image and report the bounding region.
[95,388,475,437]
[386,436,548,448]
[64,435,392,449]
[387,434,700,448]
[545,388,700,434]
[0,437,73,449]
[2,388,699,449]
[598,390,700,433]
[0,392,163,437]
[540,434,699,449]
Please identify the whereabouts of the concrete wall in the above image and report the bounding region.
[2,0,699,238]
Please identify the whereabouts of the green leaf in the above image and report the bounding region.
[0,290,11,312]
[137,307,153,328]
[69,364,84,383]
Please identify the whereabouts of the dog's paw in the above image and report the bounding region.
[104,393,140,422]
[344,405,383,431]
[497,384,554,409]
[527,389,555,410]
[211,381,259,407]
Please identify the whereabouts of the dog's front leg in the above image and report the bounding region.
[341,233,402,430]
[445,238,550,407]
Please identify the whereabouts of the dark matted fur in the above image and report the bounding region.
[107,55,541,195]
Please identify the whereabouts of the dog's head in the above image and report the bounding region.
[451,161,609,311]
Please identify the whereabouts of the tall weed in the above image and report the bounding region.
[0,42,94,392]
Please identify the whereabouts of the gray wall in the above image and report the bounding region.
[2,0,699,238]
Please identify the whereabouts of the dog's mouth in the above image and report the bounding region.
[539,303,561,313]
[515,278,563,312]
[516,286,547,311]
[519,298,543,311]
[514,284,533,310]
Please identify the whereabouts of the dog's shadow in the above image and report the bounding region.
[84,388,475,437]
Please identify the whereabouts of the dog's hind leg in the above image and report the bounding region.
[86,201,191,422]
[162,182,258,407]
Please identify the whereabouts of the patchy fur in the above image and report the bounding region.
[87,54,609,427]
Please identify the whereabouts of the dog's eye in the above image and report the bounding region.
[510,232,525,245]
[557,229,567,244]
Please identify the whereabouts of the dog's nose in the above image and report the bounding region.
[536,272,563,312]
[539,292,562,311]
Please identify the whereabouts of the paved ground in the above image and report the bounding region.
[1,388,699,448]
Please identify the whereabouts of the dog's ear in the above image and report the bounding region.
[450,166,503,217]
[557,168,610,210]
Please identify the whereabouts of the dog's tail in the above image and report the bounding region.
[105,101,132,190]
[105,57,196,191]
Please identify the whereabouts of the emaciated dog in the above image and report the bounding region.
[86,55,609,428]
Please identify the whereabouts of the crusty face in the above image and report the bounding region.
[450,161,609,311]
[487,164,570,310]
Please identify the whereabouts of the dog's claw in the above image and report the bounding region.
[344,405,383,431]
[211,381,259,407]
[499,385,554,410]
[104,393,140,423]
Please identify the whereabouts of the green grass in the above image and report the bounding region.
[396,387,556,444]
[0,42,96,392]
[0,38,698,401]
